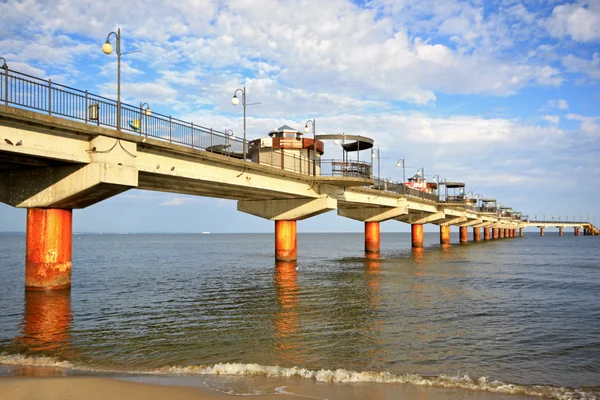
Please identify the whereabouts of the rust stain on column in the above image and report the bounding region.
[484,227,491,240]
[440,225,451,245]
[473,227,482,241]
[26,208,73,291]
[275,220,297,261]
[411,224,424,248]
[365,221,380,253]
[493,228,499,239]
[459,226,468,243]
[540,227,545,237]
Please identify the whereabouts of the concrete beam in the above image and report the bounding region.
[238,197,337,220]
[457,219,483,227]
[443,216,467,225]
[0,163,137,208]
[338,205,408,222]
[397,211,445,225]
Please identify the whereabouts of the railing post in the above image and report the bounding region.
[210,128,213,150]
[48,79,52,115]
[191,122,194,147]
[3,67,7,105]
[85,90,88,123]
[169,116,172,143]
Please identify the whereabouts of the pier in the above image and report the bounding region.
[0,66,596,291]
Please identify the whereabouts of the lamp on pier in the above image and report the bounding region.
[303,118,317,176]
[371,147,380,189]
[231,86,247,160]
[102,28,122,131]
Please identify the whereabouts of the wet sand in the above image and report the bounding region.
[0,376,281,400]
[0,374,542,400]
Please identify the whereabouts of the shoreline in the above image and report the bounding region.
[0,363,555,400]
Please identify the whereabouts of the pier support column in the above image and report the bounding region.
[574,228,579,236]
[459,226,468,243]
[26,208,72,290]
[440,225,451,245]
[492,228,499,239]
[540,227,545,237]
[499,229,505,239]
[473,227,482,241]
[519,228,523,237]
[411,224,424,248]
[365,221,380,253]
[559,227,563,236]
[484,227,491,240]
[275,220,297,261]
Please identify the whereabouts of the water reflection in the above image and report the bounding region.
[273,261,301,365]
[17,290,72,353]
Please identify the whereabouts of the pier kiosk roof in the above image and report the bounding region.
[314,133,375,182]
[439,181,466,203]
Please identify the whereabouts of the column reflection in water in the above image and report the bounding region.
[273,260,302,365]
[364,252,385,366]
[17,290,73,354]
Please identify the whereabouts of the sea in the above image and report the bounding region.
[0,232,598,399]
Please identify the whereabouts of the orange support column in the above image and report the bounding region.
[365,221,380,253]
[519,228,523,237]
[459,226,468,243]
[575,228,579,236]
[540,227,545,237]
[440,225,451,245]
[499,229,505,239]
[559,227,563,236]
[411,224,424,248]
[26,208,73,291]
[473,227,481,241]
[484,227,491,240]
[275,220,297,261]
[492,228,499,239]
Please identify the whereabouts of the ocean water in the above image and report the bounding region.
[0,232,599,399]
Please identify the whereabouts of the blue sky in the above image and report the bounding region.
[1,0,599,233]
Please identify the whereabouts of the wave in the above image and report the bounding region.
[1,354,598,400]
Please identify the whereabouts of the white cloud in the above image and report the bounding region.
[566,114,600,136]
[161,197,205,206]
[543,115,560,125]
[546,2,600,42]
[562,52,600,80]
[545,99,569,110]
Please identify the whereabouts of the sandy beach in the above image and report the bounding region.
[0,372,546,400]
[0,376,282,400]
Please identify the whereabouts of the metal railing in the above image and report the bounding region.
[0,67,245,157]
[371,178,439,202]
[320,159,372,179]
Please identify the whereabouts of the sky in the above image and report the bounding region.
[0,0,599,233]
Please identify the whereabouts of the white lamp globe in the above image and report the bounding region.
[303,125,309,133]
[144,108,152,117]
[102,42,113,55]
[231,96,240,106]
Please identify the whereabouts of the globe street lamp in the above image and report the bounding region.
[396,158,406,194]
[231,86,247,161]
[139,102,151,135]
[371,147,380,189]
[303,118,317,176]
[102,28,121,130]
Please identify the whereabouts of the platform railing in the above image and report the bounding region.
[0,67,245,157]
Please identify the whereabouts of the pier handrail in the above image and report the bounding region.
[0,67,245,156]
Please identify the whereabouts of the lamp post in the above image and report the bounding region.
[1,57,7,106]
[371,147,380,189]
[102,28,121,131]
[231,86,247,161]
[396,158,405,194]
[303,119,317,176]
[139,102,151,135]
[432,174,440,197]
